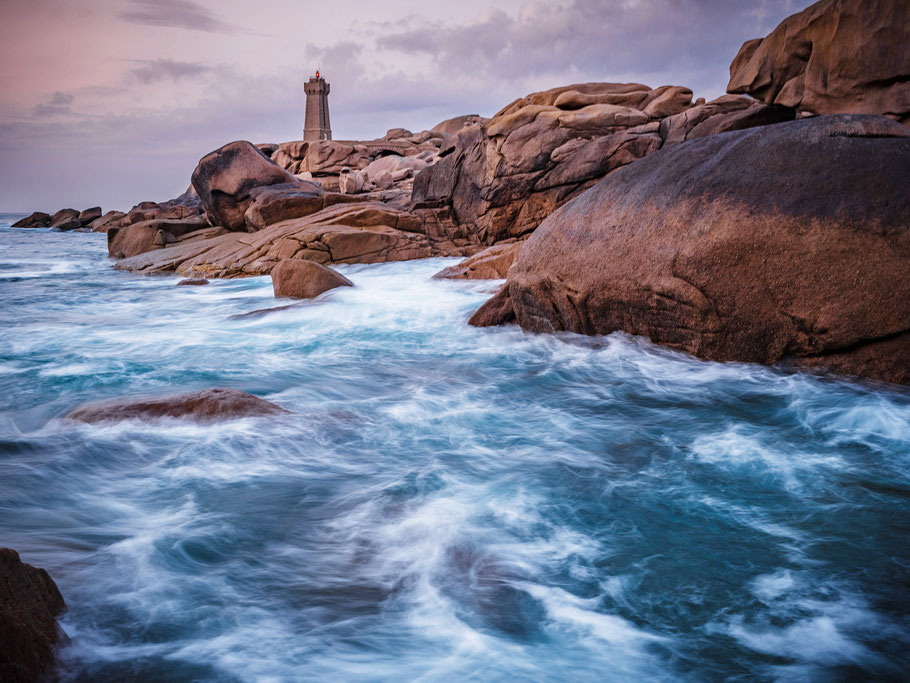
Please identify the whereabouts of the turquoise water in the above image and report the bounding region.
[1,223,909,681]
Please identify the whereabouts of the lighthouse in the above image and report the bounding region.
[303,70,332,142]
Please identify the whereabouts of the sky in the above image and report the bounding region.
[0,0,807,212]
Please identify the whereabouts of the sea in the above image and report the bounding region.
[1,216,909,681]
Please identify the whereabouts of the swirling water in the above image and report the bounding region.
[1,223,909,681]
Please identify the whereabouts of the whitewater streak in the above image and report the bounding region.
[1,223,909,681]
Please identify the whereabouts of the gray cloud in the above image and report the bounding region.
[2,0,811,212]
[120,0,233,32]
[129,59,212,84]
[32,91,74,117]
[375,0,802,95]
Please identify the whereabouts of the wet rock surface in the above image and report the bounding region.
[0,547,66,683]
[65,388,290,423]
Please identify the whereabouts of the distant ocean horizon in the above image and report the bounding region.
[0,213,28,227]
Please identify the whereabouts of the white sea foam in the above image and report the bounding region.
[1,232,907,680]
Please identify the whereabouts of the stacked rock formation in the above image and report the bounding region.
[269,126,450,197]
[412,82,792,244]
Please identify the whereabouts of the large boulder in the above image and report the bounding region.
[493,115,910,385]
[727,0,910,124]
[303,140,371,175]
[496,82,653,116]
[0,547,66,682]
[243,181,332,231]
[89,210,126,233]
[192,141,299,232]
[107,217,211,259]
[65,388,289,423]
[11,212,51,228]
[271,259,353,299]
[49,209,81,231]
[77,206,102,226]
[641,85,694,118]
[338,168,367,195]
[413,82,804,249]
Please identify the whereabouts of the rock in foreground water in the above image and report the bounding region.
[66,388,289,423]
[0,548,66,682]
[271,259,353,299]
[468,284,516,327]
[493,114,910,385]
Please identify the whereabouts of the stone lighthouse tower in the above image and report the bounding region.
[303,70,332,141]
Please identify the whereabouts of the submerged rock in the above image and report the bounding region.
[0,547,66,682]
[176,278,209,286]
[271,259,353,299]
[65,388,289,423]
[727,0,910,123]
[489,114,910,385]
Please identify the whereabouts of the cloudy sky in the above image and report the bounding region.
[0,0,805,212]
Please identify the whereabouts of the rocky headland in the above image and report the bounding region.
[9,0,910,390]
[4,0,910,676]
[0,548,66,682]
